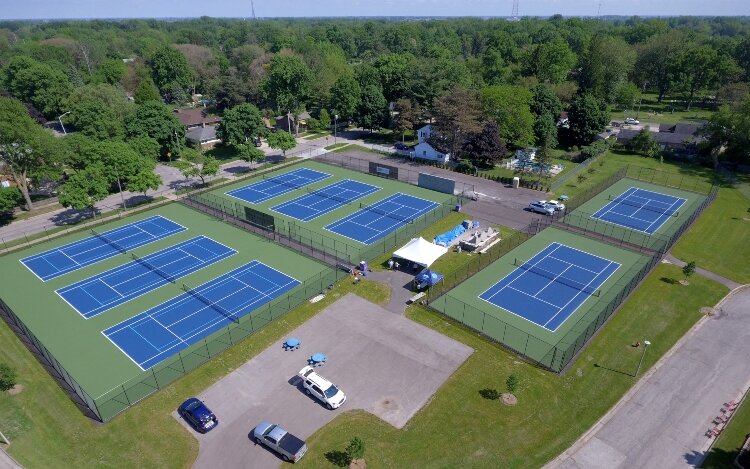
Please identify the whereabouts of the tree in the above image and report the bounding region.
[67,100,124,140]
[236,144,265,167]
[355,85,389,132]
[346,437,365,462]
[567,93,610,145]
[216,103,265,147]
[530,40,576,84]
[0,186,22,222]
[134,79,161,104]
[93,58,126,85]
[677,45,739,110]
[58,164,110,213]
[124,102,186,158]
[328,74,361,121]
[700,98,750,167]
[534,114,559,149]
[148,46,193,96]
[128,136,161,161]
[628,127,660,158]
[506,374,519,394]
[531,85,562,149]
[267,131,297,157]
[318,108,332,130]
[3,56,73,119]
[176,149,220,185]
[0,363,17,392]
[534,144,554,181]
[431,86,483,159]
[579,36,636,103]
[481,85,535,148]
[392,98,417,142]
[373,53,413,102]
[682,261,696,281]
[635,31,685,103]
[127,169,162,197]
[0,97,60,211]
[462,121,506,166]
[261,54,313,135]
[613,82,640,111]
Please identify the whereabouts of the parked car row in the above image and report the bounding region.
[178,364,348,463]
[527,199,566,216]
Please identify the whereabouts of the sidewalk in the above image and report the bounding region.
[546,283,750,469]
[0,447,22,469]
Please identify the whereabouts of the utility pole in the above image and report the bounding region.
[511,0,519,19]
[250,0,256,20]
[635,340,651,377]
[597,1,602,17]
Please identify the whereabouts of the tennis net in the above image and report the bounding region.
[131,253,176,284]
[306,186,354,205]
[91,229,127,254]
[608,195,680,217]
[182,284,239,324]
[514,259,601,296]
[263,174,307,191]
[358,203,413,223]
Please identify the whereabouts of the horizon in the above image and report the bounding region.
[2,0,749,21]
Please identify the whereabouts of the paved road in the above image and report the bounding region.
[0,448,22,469]
[546,285,750,469]
[177,293,472,469]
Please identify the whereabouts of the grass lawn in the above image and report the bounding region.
[0,278,391,468]
[332,144,378,154]
[303,131,331,140]
[612,92,714,125]
[673,186,750,284]
[360,129,416,146]
[204,145,242,163]
[702,397,750,468]
[297,264,728,468]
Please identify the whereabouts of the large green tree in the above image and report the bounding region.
[430,86,483,158]
[701,97,750,167]
[2,56,73,118]
[373,53,413,102]
[216,103,265,147]
[392,98,418,142]
[261,54,313,135]
[148,46,193,97]
[355,85,389,132]
[266,131,297,157]
[481,85,535,148]
[462,121,506,166]
[328,74,361,121]
[529,40,576,84]
[567,93,610,145]
[67,100,124,140]
[0,97,60,210]
[579,36,636,103]
[176,148,220,185]
[58,164,109,213]
[124,102,186,158]
[635,31,686,103]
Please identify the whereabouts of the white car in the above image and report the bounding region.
[541,199,566,211]
[624,117,640,125]
[528,201,555,215]
[298,366,347,409]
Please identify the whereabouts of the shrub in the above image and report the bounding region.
[0,363,17,391]
[506,374,519,394]
[455,159,476,174]
[346,437,365,460]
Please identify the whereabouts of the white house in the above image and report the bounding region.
[410,125,450,164]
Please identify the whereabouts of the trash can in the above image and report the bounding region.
[512,177,520,189]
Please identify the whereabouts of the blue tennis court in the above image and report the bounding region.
[325,193,439,245]
[271,179,381,221]
[20,216,186,281]
[57,236,236,319]
[103,261,300,369]
[479,243,620,332]
[225,168,331,204]
[591,187,687,234]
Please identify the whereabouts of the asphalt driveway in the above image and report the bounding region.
[174,293,473,469]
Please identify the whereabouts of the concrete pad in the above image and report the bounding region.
[570,437,627,468]
[173,293,473,469]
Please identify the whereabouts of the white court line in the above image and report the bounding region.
[644,196,686,232]
[507,285,564,309]
[482,244,564,304]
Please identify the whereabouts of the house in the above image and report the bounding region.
[557,111,570,129]
[185,125,220,149]
[275,111,311,133]
[616,122,704,154]
[410,125,450,164]
[173,108,221,129]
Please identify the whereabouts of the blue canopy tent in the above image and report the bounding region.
[414,269,444,291]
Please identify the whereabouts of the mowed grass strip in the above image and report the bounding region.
[672,186,750,284]
[0,279,390,468]
[296,264,728,469]
[702,396,750,468]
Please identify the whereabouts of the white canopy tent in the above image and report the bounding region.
[392,237,448,268]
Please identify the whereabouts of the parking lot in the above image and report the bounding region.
[174,293,473,469]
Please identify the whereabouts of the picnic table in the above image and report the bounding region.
[310,352,327,366]
[284,337,301,350]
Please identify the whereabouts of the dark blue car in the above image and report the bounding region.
[178,398,218,433]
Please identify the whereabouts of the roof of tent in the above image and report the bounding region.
[392,237,448,268]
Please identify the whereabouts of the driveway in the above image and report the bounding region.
[320,149,544,230]
[175,293,473,469]
[546,285,750,469]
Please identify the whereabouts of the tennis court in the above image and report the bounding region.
[57,236,236,318]
[103,261,300,369]
[479,242,620,332]
[20,216,186,281]
[225,167,331,204]
[325,193,440,244]
[591,187,687,234]
[271,179,381,221]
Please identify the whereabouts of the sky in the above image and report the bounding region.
[1,0,749,20]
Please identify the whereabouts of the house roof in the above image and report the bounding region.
[173,108,221,127]
[186,125,218,142]
[616,128,702,145]
[276,111,311,121]
[657,123,702,135]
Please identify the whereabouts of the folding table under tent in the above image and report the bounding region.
[392,237,448,268]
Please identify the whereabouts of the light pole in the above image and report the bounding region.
[334,114,339,145]
[635,82,648,120]
[58,111,71,135]
[635,340,651,377]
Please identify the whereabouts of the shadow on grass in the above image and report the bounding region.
[661,277,679,285]
[593,363,634,378]
[324,449,351,467]
[479,388,500,400]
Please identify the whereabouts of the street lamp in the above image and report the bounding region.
[334,114,339,145]
[58,111,71,135]
[635,340,651,377]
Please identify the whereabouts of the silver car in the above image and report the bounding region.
[528,202,555,215]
